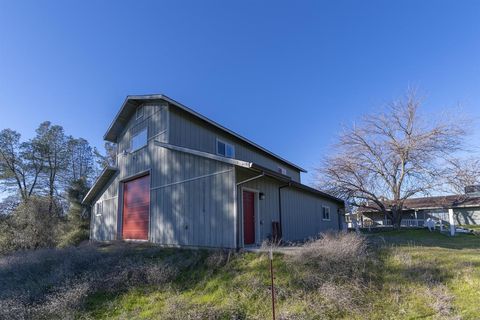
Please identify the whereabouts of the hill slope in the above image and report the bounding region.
[0,230,479,319]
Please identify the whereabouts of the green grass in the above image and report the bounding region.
[73,230,480,319]
[365,229,480,319]
[462,224,480,231]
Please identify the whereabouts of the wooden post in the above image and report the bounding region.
[448,208,455,236]
[269,249,276,320]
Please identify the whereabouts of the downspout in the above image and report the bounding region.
[278,183,291,240]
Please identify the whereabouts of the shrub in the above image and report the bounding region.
[289,231,371,285]
[285,231,375,317]
[57,227,89,248]
[0,197,64,254]
[0,244,180,319]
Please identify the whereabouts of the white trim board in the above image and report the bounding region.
[154,141,252,168]
[150,169,234,191]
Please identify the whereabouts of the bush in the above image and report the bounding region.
[285,231,375,318]
[0,197,63,254]
[0,244,180,319]
[57,227,89,248]
[290,231,371,284]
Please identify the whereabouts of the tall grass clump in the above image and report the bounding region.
[0,244,180,320]
[284,231,376,318]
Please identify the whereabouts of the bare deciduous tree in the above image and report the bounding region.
[316,90,467,228]
[444,157,480,194]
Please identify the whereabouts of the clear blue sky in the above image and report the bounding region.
[1,1,479,185]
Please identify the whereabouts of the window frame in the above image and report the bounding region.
[131,127,148,152]
[216,138,235,158]
[322,206,331,221]
[277,166,287,175]
[95,201,103,216]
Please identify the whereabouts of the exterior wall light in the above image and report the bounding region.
[259,192,265,200]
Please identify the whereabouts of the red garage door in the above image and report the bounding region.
[122,175,150,240]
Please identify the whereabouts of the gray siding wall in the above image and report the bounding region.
[453,208,480,225]
[90,175,119,241]
[91,103,168,241]
[150,147,236,248]
[281,188,340,242]
[169,108,302,182]
[236,169,282,245]
[117,103,169,155]
[235,168,341,246]
[91,103,236,248]
[365,208,480,226]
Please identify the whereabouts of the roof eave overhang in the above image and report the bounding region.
[361,203,480,214]
[154,141,344,205]
[82,167,118,205]
[248,163,344,205]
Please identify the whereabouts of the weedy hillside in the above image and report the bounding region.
[0,230,478,320]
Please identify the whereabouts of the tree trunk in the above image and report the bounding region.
[391,208,402,230]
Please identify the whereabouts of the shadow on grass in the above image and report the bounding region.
[365,229,480,250]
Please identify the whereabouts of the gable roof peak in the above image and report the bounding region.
[103,94,307,172]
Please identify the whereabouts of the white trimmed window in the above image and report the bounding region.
[131,128,147,152]
[322,206,331,221]
[136,106,144,119]
[277,166,287,175]
[216,139,235,158]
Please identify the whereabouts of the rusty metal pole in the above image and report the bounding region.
[269,248,276,320]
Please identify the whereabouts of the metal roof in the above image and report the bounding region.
[155,141,344,205]
[248,164,345,205]
[359,194,480,213]
[82,166,118,205]
[104,94,307,172]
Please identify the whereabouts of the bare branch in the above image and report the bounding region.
[316,89,470,228]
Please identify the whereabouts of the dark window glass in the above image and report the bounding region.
[217,141,226,156]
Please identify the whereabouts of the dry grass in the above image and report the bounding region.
[1,230,478,319]
[0,244,180,319]
[282,232,376,318]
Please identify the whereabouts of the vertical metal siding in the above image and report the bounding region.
[281,188,340,242]
[91,102,340,248]
[91,104,168,242]
[90,181,118,241]
[236,170,282,244]
[169,108,302,182]
[149,147,236,248]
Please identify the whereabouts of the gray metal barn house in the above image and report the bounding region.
[83,94,345,248]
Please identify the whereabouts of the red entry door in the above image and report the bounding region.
[243,191,255,245]
[122,175,150,240]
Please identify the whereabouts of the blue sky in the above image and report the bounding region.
[0,1,479,185]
